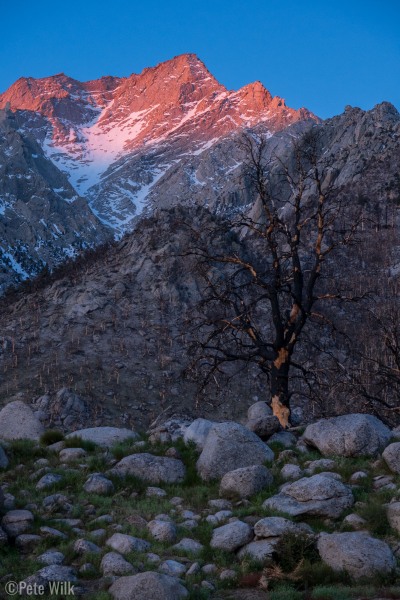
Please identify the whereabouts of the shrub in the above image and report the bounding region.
[276,531,319,572]
[40,429,64,446]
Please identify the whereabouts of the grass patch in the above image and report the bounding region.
[268,583,303,600]
[40,429,64,446]
[276,531,319,572]
[8,439,47,462]
[63,436,97,451]
[357,497,392,536]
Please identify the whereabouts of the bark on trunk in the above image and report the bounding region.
[270,349,291,428]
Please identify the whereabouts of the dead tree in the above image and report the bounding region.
[188,129,361,427]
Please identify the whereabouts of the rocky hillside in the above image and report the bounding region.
[0,96,399,428]
[0,107,110,292]
[1,402,400,599]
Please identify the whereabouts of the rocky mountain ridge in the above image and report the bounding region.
[0,53,318,290]
[1,54,399,293]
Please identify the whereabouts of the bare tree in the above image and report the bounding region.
[188,129,361,427]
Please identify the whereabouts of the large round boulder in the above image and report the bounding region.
[263,474,353,518]
[317,532,395,579]
[66,427,139,448]
[382,442,400,474]
[196,422,274,481]
[210,520,253,552]
[111,453,186,484]
[183,418,214,451]
[219,465,273,499]
[0,401,44,441]
[302,414,391,457]
[109,572,188,600]
[246,401,280,439]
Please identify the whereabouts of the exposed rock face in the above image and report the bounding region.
[263,474,354,518]
[0,108,109,292]
[112,453,186,484]
[302,414,391,457]
[109,572,188,600]
[32,388,91,431]
[0,54,316,239]
[196,422,274,481]
[0,401,44,441]
[317,532,396,579]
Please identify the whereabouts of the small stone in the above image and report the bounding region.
[350,471,368,484]
[2,509,34,538]
[210,521,253,552]
[91,514,113,525]
[73,538,101,554]
[106,533,151,555]
[172,538,204,555]
[342,513,367,530]
[146,486,167,497]
[181,519,198,529]
[373,475,395,491]
[170,496,183,506]
[59,448,87,463]
[201,581,215,591]
[37,551,64,566]
[42,494,71,513]
[202,563,217,574]
[101,552,136,576]
[126,514,147,529]
[36,473,62,491]
[159,559,187,577]
[280,464,303,480]
[147,520,177,543]
[208,499,233,510]
[40,526,68,539]
[90,528,107,540]
[220,569,236,580]
[304,459,336,474]
[37,565,77,583]
[186,562,200,576]
[146,552,161,564]
[83,473,114,495]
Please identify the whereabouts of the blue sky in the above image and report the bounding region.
[1,0,399,118]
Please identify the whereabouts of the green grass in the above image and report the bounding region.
[8,439,47,462]
[268,583,303,600]
[40,429,64,446]
[357,496,392,536]
[63,436,97,451]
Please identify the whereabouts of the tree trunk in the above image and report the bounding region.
[270,348,291,428]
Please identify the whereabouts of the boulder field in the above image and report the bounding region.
[0,402,400,598]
